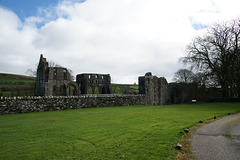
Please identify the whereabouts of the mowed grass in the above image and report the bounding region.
[0,103,240,160]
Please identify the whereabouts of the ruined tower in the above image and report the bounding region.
[35,54,80,96]
[34,54,48,96]
[138,72,170,105]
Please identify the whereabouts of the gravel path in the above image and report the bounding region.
[191,112,240,160]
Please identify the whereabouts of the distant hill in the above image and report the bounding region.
[111,83,138,94]
[0,73,36,97]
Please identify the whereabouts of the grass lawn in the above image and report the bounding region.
[0,103,239,159]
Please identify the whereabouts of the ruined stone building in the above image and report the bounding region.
[76,73,111,94]
[139,72,195,105]
[139,72,170,105]
[34,55,190,105]
[35,55,111,96]
[35,55,80,96]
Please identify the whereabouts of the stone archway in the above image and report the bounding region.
[88,85,101,94]
[67,82,80,96]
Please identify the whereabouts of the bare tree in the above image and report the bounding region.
[25,69,37,77]
[181,19,240,97]
[172,69,194,83]
[67,68,75,81]
[25,63,38,77]
[48,61,63,68]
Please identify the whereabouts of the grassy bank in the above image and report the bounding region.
[0,73,35,97]
[0,103,239,159]
[111,84,138,94]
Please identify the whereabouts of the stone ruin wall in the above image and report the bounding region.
[1,55,190,115]
[35,54,79,97]
[139,72,170,105]
[76,73,111,94]
[0,72,192,115]
[35,55,112,97]
[34,55,183,107]
[45,67,76,96]
[0,95,145,115]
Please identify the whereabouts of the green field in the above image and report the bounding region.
[0,103,239,159]
[0,73,36,97]
[111,84,138,94]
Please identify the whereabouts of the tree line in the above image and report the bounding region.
[174,19,240,98]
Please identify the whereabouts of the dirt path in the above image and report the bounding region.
[190,113,240,160]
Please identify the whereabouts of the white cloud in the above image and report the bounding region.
[0,0,240,83]
[0,8,38,73]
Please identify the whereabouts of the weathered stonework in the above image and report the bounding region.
[35,55,113,97]
[1,70,194,115]
[76,73,111,94]
[34,55,48,96]
[35,55,80,96]
[138,72,170,105]
[1,54,194,115]
[0,95,145,115]
[158,77,171,105]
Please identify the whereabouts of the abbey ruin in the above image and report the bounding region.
[34,55,112,96]
[34,54,190,105]
[0,55,192,115]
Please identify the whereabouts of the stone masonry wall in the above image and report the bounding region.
[0,95,145,115]
[139,72,170,105]
[158,77,170,105]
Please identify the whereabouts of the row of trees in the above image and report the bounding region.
[172,69,209,87]
[176,19,240,98]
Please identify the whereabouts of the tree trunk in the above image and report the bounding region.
[221,83,229,98]
[237,83,240,98]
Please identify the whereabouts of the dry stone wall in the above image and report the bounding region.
[0,95,145,115]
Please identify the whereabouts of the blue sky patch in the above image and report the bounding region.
[0,0,59,21]
[192,23,207,30]
[0,0,86,23]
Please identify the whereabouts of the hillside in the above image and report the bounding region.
[0,73,36,97]
[111,83,139,94]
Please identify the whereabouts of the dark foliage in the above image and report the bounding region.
[181,19,240,97]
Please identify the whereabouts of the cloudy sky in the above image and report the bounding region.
[0,0,240,84]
